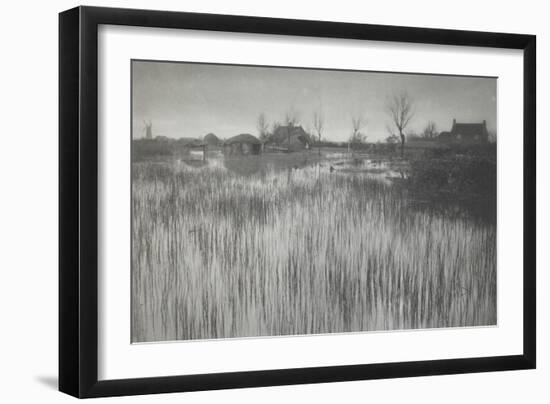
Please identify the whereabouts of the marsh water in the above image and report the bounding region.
[131,151,496,342]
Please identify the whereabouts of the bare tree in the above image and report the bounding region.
[313,109,324,156]
[284,108,299,127]
[257,113,269,142]
[284,108,300,149]
[349,114,366,144]
[422,121,438,139]
[270,120,281,134]
[386,92,414,157]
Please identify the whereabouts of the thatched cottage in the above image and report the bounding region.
[269,125,311,152]
[438,119,489,143]
[223,134,262,155]
[203,133,221,147]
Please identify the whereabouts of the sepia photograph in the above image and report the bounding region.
[130,60,497,343]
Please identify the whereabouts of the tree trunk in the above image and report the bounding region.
[400,132,405,158]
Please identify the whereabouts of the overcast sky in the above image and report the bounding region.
[132,60,496,142]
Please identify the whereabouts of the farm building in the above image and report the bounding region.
[173,137,207,160]
[269,125,311,152]
[176,137,203,146]
[203,133,221,146]
[438,119,489,143]
[223,134,262,155]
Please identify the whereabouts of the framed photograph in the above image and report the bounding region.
[59,6,536,398]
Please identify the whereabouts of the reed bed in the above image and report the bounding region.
[131,159,496,342]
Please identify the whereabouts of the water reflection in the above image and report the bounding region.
[223,156,263,176]
[177,152,494,224]
[407,193,496,225]
[330,158,407,184]
[181,159,208,169]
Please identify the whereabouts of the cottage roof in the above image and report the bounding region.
[451,120,487,138]
[225,133,261,145]
[203,133,220,144]
[271,125,309,144]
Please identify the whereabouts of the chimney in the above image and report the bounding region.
[482,119,487,127]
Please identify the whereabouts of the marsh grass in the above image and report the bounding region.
[131,159,496,342]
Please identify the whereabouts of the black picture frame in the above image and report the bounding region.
[59,5,536,398]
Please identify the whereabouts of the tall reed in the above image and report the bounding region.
[131,160,496,342]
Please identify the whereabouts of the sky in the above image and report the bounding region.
[132,60,497,142]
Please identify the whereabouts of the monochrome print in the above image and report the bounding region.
[131,60,497,343]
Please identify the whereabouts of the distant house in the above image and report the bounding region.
[269,125,311,152]
[203,133,221,147]
[174,137,206,160]
[176,137,203,146]
[438,119,489,143]
[224,134,262,155]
